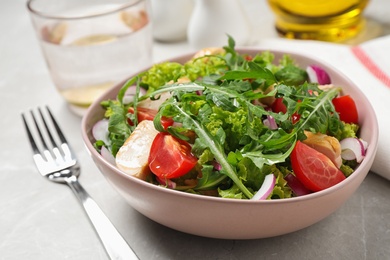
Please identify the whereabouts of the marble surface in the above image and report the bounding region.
[1,0,390,259]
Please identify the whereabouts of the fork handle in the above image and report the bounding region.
[65,175,139,260]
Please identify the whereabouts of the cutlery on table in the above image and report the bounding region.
[21,106,139,260]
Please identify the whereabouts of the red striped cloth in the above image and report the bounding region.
[351,46,390,88]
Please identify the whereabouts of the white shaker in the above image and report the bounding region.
[187,0,251,50]
[151,0,194,42]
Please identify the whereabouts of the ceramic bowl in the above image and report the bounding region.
[81,48,378,239]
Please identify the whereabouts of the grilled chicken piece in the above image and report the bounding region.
[116,120,158,179]
[302,131,342,168]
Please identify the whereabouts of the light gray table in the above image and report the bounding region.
[1,1,390,259]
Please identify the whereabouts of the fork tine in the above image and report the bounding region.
[38,107,58,148]
[21,113,40,155]
[38,106,68,164]
[22,108,57,166]
[45,106,68,145]
[44,106,76,162]
[22,106,78,175]
[30,109,50,151]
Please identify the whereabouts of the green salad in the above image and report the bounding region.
[93,36,366,200]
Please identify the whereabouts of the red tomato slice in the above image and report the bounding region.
[148,132,198,179]
[291,141,346,192]
[332,95,359,124]
[128,107,174,129]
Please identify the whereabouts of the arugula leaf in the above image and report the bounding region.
[240,135,296,170]
[218,61,277,89]
[196,164,228,190]
[274,83,343,137]
[118,76,141,104]
[295,87,342,135]
[275,64,308,86]
[144,82,205,99]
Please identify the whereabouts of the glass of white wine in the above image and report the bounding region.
[27,0,153,115]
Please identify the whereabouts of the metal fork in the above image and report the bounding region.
[21,106,139,260]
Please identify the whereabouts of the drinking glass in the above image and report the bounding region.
[27,0,153,115]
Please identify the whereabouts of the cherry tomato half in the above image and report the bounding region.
[128,107,174,129]
[148,132,198,179]
[332,95,359,124]
[271,98,300,124]
[271,97,287,114]
[291,141,346,192]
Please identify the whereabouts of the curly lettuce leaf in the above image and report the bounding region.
[103,100,131,156]
[218,184,245,199]
[334,122,359,140]
[141,62,184,91]
[268,166,292,199]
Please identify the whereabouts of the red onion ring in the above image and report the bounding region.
[285,173,311,196]
[251,174,276,200]
[263,115,278,130]
[156,176,177,189]
[306,65,331,85]
[340,137,367,163]
[100,146,116,166]
[92,119,109,144]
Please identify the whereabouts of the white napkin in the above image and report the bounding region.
[254,36,390,180]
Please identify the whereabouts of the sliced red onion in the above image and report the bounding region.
[213,160,222,171]
[156,176,177,189]
[263,115,278,130]
[172,122,183,128]
[306,65,331,85]
[92,119,109,144]
[251,174,276,200]
[285,173,311,196]
[340,137,367,163]
[100,146,116,165]
[123,86,146,104]
[361,139,368,151]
